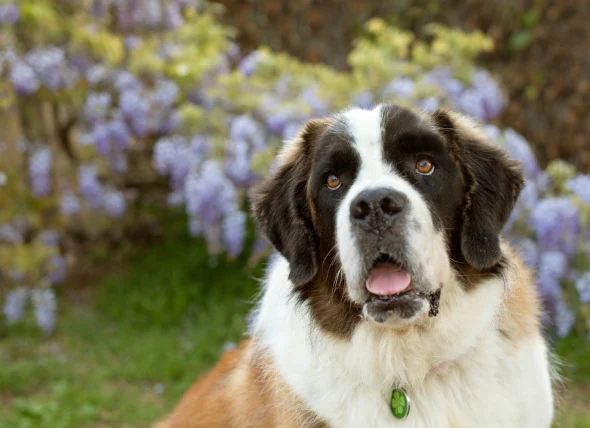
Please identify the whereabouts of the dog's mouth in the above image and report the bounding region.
[366,254,413,299]
[363,254,440,321]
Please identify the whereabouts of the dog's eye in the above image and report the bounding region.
[416,158,435,175]
[326,174,342,190]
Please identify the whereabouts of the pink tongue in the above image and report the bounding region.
[366,264,412,296]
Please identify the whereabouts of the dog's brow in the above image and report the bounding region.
[396,132,446,154]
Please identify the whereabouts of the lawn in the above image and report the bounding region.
[1,229,589,427]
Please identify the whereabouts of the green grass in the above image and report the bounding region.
[0,230,263,427]
[0,230,588,427]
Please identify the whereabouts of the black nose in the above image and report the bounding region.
[350,188,407,223]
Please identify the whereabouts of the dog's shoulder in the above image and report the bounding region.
[155,338,322,428]
[154,340,246,428]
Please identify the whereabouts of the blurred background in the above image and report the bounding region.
[0,1,588,426]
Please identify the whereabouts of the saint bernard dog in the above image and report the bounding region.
[157,104,555,428]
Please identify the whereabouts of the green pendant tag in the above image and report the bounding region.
[390,388,410,420]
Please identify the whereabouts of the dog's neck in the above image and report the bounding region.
[254,255,507,383]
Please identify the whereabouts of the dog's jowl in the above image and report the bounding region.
[157,104,554,428]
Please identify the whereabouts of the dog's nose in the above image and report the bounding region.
[350,188,407,223]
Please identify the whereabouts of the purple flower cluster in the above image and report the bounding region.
[38,230,67,285]
[10,61,40,95]
[567,174,590,203]
[0,3,19,25]
[7,46,78,95]
[420,67,505,121]
[185,161,237,224]
[84,92,112,123]
[25,47,69,91]
[238,51,263,77]
[382,76,415,98]
[103,190,126,218]
[182,160,247,254]
[259,99,306,140]
[495,125,589,337]
[504,129,541,179]
[0,223,22,244]
[576,273,590,304]
[1,222,65,332]
[75,163,126,217]
[223,211,247,257]
[78,165,104,208]
[60,192,81,215]
[529,197,579,256]
[154,135,209,193]
[31,288,57,335]
[113,0,194,31]
[3,287,28,324]
[225,115,267,186]
[81,72,180,160]
[352,91,374,109]
[28,147,52,198]
[453,70,505,122]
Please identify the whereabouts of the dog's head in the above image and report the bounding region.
[252,104,523,335]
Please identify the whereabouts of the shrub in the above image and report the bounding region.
[0,3,587,339]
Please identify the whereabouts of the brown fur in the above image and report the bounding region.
[155,339,324,428]
[499,245,542,343]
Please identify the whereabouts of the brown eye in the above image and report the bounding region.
[326,174,342,190]
[416,158,435,175]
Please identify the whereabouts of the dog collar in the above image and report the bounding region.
[390,388,411,419]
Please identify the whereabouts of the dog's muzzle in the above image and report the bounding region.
[348,187,439,323]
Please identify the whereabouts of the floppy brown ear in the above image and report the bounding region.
[431,109,524,271]
[251,119,329,286]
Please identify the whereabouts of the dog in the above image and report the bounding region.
[157,104,555,427]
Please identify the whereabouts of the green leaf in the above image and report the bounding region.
[508,31,533,53]
[520,9,539,29]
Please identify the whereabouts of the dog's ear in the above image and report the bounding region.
[251,119,329,286]
[431,109,524,270]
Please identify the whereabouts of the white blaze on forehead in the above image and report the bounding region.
[340,105,412,193]
[341,106,384,176]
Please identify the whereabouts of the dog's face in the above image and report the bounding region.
[253,104,523,336]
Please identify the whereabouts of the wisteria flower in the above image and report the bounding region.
[382,76,415,98]
[529,197,579,255]
[567,174,590,203]
[0,3,19,24]
[576,272,590,304]
[31,288,57,335]
[352,91,374,109]
[503,129,540,180]
[61,192,81,215]
[28,147,52,197]
[3,287,28,323]
[239,51,263,77]
[10,61,40,95]
[223,210,247,257]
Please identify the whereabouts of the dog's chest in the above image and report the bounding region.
[306,356,507,428]
[290,336,552,428]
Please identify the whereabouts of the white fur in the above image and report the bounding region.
[254,256,554,428]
